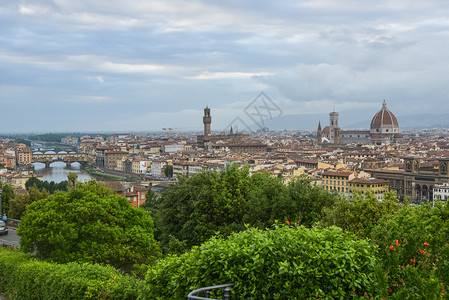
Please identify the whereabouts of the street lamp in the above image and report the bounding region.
[0,188,2,216]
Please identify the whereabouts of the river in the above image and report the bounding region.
[32,162,92,183]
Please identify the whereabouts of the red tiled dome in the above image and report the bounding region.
[370,100,399,128]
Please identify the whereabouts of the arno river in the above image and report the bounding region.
[32,162,92,183]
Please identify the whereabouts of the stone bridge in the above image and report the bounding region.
[32,151,88,167]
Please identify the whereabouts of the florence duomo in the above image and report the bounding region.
[317,99,403,146]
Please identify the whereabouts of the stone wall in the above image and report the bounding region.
[6,218,20,229]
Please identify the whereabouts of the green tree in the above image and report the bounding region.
[154,164,331,254]
[286,175,337,227]
[164,164,173,178]
[18,180,160,274]
[242,171,289,228]
[67,172,77,189]
[320,190,400,237]
[25,177,68,194]
[155,164,251,251]
[9,185,50,219]
[25,177,42,190]
[140,188,158,213]
[0,183,14,216]
[14,138,31,147]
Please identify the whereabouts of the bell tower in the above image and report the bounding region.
[203,106,211,136]
[317,121,322,144]
[329,110,339,143]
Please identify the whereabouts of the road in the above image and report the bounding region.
[0,228,20,247]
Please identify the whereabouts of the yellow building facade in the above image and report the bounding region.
[322,170,355,194]
[348,178,389,201]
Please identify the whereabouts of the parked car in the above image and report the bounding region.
[0,220,8,235]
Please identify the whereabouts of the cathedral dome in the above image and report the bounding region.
[370,100,399,130]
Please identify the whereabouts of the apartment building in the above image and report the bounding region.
[348,178,389,201]
[322,170,356,195]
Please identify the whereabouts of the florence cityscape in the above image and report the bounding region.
[2,1,449,299]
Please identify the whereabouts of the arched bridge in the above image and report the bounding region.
[32,151,88,167]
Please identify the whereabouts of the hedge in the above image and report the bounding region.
[143,225,379,299]
[0,248,140,300]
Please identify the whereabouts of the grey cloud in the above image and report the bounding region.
[1,0,449,132]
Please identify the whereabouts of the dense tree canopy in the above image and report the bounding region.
[14,138,31,147]
[9,186,49,219]
[140,188,158,215]
[0,183,14,216]
[154,164,337,253]
[18,181,160,274]
[164,165,173,178]
[320,190,401,237]
[25,177,68,194]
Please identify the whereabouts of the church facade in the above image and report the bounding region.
[317,100,403,145]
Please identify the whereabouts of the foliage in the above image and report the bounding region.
[320,190,401,237]
[27,132,108,142]
[84,165,122,181]
[370,200,449,298]
[154,165,336,253]
[25,177,68,194]
[285,176,337,227]
[8,185,50,219]
[28,133,72,143]
[164,164,173,178]
[0,248,141,300]
[18,180,160,274]
[67,171,78,189]
[143,225,379,299]
[140,188,158,214]
[0,182,14,216]
[15,138,31,147]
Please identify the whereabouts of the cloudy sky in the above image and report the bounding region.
[1,0,449,133]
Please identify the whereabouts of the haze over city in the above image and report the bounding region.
[2,1,449,133]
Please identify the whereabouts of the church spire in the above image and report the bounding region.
[382,98,387,109]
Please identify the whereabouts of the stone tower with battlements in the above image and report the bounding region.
[203,106,211,136]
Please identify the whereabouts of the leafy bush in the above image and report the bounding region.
[0,248,141,300]
[143,225,378,299]
[371,201,449,298]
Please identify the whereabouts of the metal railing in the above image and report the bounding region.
[187,283,234,300]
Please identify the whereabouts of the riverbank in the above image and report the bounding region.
[82,164,141,182]
[83,164,123,181]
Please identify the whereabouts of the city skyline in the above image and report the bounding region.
[2,1,449,133]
